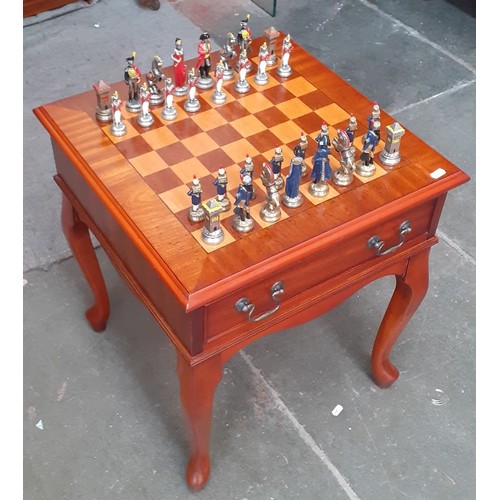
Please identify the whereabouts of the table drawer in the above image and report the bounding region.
[205,199,437,340]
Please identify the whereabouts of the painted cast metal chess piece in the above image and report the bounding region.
[124,51,142,113]
[220,32,237,80]
[259,162,281,223]
[308,146,332,198]
[233,175,254,233]
[196,32,214,89]
[345,115,358,144]
[184,68,201,113]
[282,157,304,208]
[137,83,154,127]
[109,91,127,137]
[171,37,188,96]
[201,199,224,245]
[293,131,309,176]
[145,55,164,106]
[213,168,230,211]
[187,177,204,222]
[93,80,112,122]
[211,61,227,104]
[240,154,255,199]
[254,41,270,85]
[379,122,405,166]
[270,146,284,190]
[332,129,356,186]
[234,49,251,94]
[356,119,380,177]
[277,34,293,78]
[315,123,331,149]
[237,14,253,57]
[162,77,177,120]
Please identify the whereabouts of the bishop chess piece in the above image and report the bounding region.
[308,147,332,198]
[109,91,127,137]
[259,162,281,222]
[332,129,356,186]
[187,177,204,222]
[212,168,230,211]
[137,83,154,127]
[277,34,293,78]
[379,122,405,167]
[270,146,284,190]
[184,68,201,113]
[220,32,237,80]
[146,55,164,106]
[282,157,304,208]
[254,41,270,85]
[171,38,188,96]
[233,175,254,233]
[234,49,251,94]
[162,77,177,120]
[201,199,224,245]
[356,120,380,177]
[211,61,227,104]
[196,32,214,89]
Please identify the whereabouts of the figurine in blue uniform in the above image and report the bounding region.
[187,176,204,222]
[315,123,331,149]
[233,175,254,232]
[360,120,381,166]
[311,147,332,184]
[283,156,304,208]
[270,146,284,189]
[345,115,358,144]
[213,168,230,211]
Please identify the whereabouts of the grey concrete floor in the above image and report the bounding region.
[23,0,476,499]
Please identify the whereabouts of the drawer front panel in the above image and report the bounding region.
[205,199,437,340]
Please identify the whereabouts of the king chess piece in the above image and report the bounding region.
[162,77,177,120]
[332,129,356,187]
[233,175,254,233]
[282,157,304,208]
[259,162,281,223]
[308,146,332,197]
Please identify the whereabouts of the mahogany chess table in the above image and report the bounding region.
[33,35,469,490]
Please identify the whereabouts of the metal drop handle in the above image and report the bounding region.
[367,220,412,256]
[234,281,285,322]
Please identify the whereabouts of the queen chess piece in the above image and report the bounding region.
[234,49,251,94]
[187,177,204,222]
[109,91,127,137]
[308,147,332,198]
[211,61,227,104]
[259,162,281,222]
[232,175,254,233]
[171,37,188,96]
[332,129,356,187]
[277,34,293,78]
[282,157,304,208]
[162,77,177,120]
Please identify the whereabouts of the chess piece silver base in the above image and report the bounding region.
[308,180,329,198]
[254,73,269,85]
[277,65,292,78]
[223,68,234,81]
[126,100,141,113]
[161,106,177,120]
[355,160,376,177]
[173,85,188,97]
[150,94,164,107]
[233,215,254,233]
[201,226,224,245]
[379,150,401,167]
[333,169,353,186]
[196,76,214,89]
[282,192,304,208]
[188,207,204,223]
[211,90,227,104]
[234,80,250,94]
[260,204,281,223]
[109,122,127,137]
[137,113,154,128]
[96,108,112,123]
[184,99,201,113]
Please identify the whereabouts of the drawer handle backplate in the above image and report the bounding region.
[367,220,412,256]
[234,281,285,322]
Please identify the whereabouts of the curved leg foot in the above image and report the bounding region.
[371,248,431,388]
[177,353,223,491]
[61,194,110,332]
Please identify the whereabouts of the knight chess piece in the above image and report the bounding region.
[211,61,227,104]
[282,157,304,208]
[259,162,282,222]
[220,32,237,80]
[187,177,204,222]
[233,175,254,233]
[332,129,356,186]
[277,33,293,78]
[184,68,201,113]
[145,55,164,106]
[109,91,127,137]
[379,122,405,166]
[308,146,332,197]
[161,77,177,120]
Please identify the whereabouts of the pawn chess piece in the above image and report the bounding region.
[277,33,293,78]
[345,115,358,144]
[196,32,214,90]
[137,82,154,127]
[356,120,380,177]
[308,147,332,198]
[254,41,270,85]
[240,154,255,199]
[184,68,201,113]
[259,162,281,223]
[234,49,251,94]
[282,157,304,208]
[212,168,230,211]
[211,61,227,104]
[293,131,309,177]
[171,38,188,96]
[332,129,356,187]
[162,78,177,120]
[109,91,127,137]
[270,146,284,190]
[187,177,204,222]
[232,175,254,233]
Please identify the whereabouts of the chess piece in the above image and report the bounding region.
[379,122,405,167]
[282,157,304,208]
[93,80,112,122]
[211,61,227,104]
[308,147,332,197]
[109,91,127,137]
[201,199,224,245]
[264,26,280,66]
[293,131,309,176]
[254,41,270,85]
[196,32,214,89]
[171,38,188,96]
[234,49,251,94]
[315,123,331,149]
[240,154,255,199]
[145,55,164,106]
[187,177,204,222]
[184,68,201,113]
[356,119,380,177]
[124,51,141,113]
[220,32,237,80]
[233,175,254,233]
[260,162,281,222]
[161,77,177,120]
[277,34,293,78]
[270,146,284,190]
[332,129,356,186]
[212,168,230,211]
[345,115,358,144]
[237,14,253,58]
[137,82,154,127]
